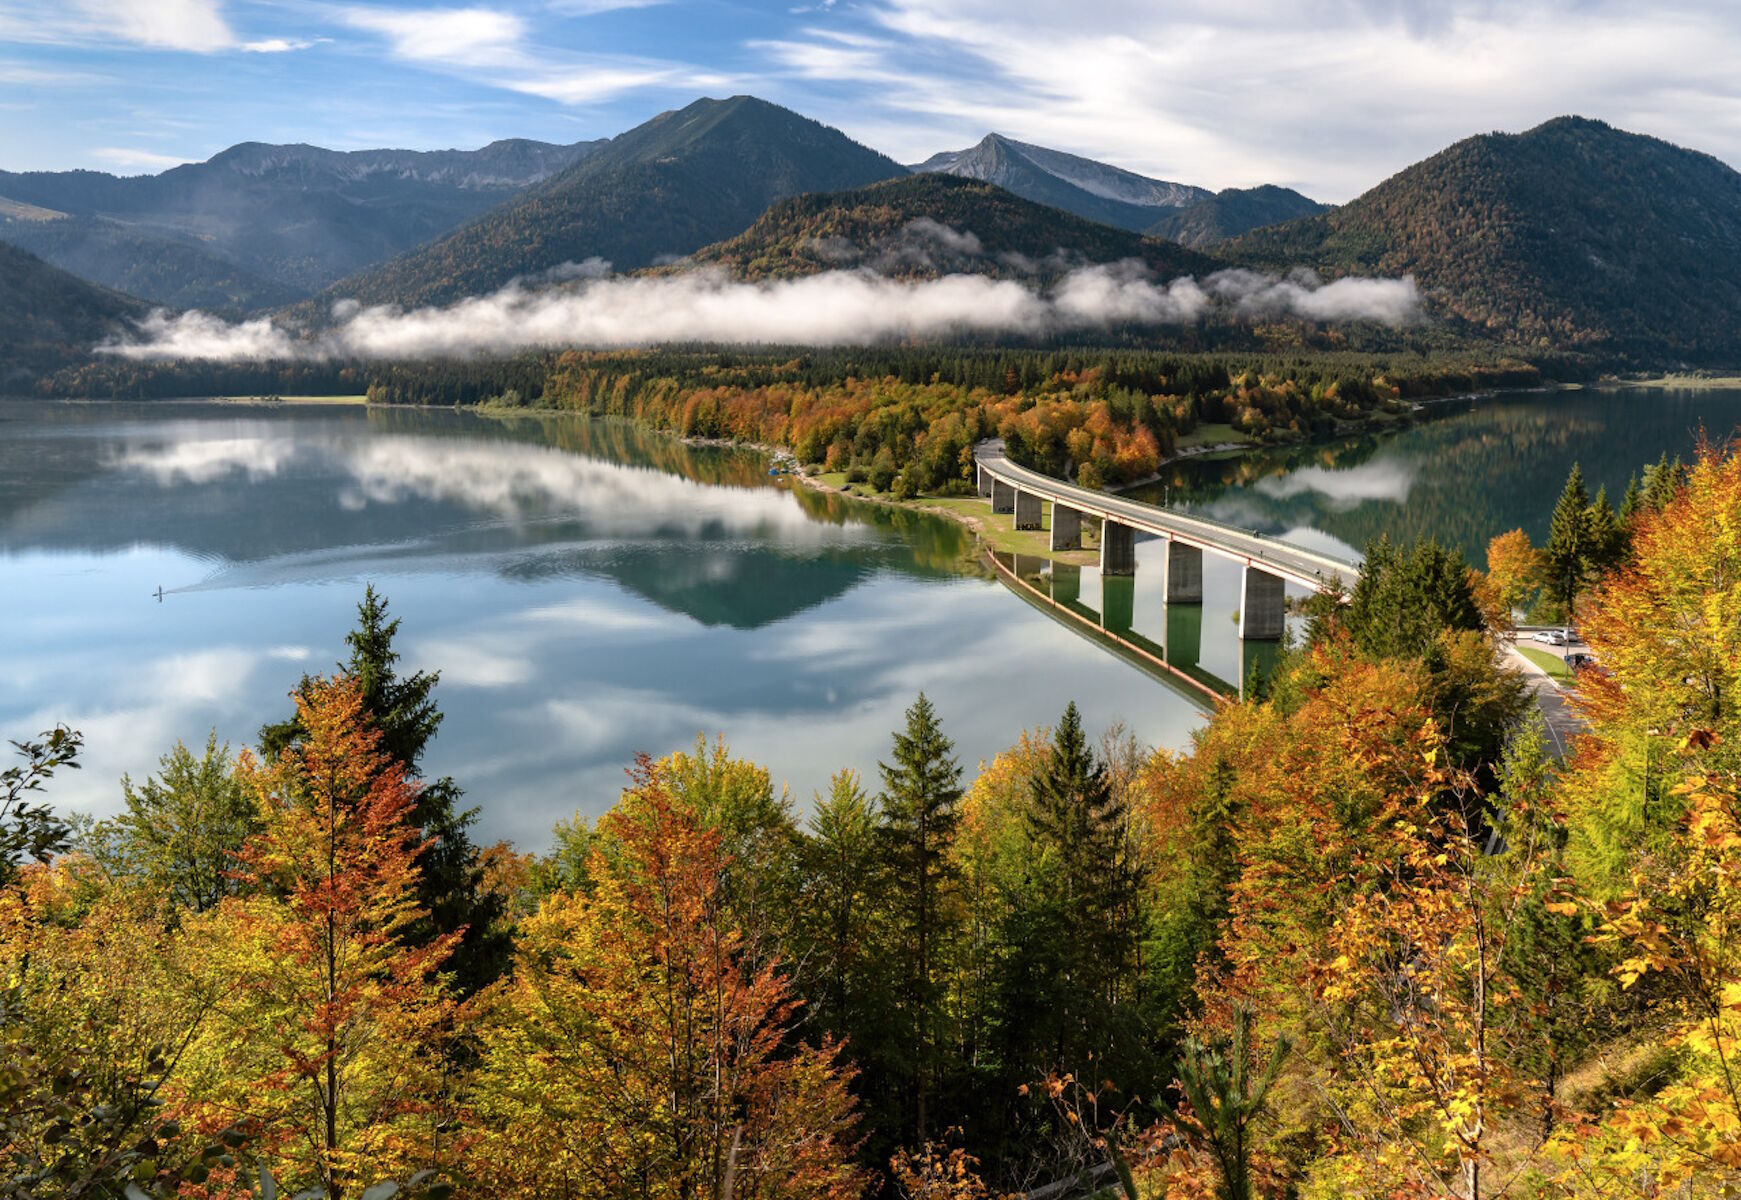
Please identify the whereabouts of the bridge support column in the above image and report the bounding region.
[1050,503,1082,551]
[1101,574,1135,633]
[976,462,993,498]
[1163,541,1203,603]
[991,479,1015,514]
[1100,519,1136,576]
[1014,489,1043,530]
[1239,566,1286,641]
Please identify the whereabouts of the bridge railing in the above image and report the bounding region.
[976,443,1362,582]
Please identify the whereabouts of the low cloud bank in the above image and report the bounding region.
[101,262,1422,363]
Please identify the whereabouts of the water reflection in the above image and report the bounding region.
[1128,387,1741,560]
[0,400,1208,846]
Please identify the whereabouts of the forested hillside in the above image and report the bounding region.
[1147,184,1327,248]
[0,242,147,380]
[1230,116,1741,358]
[304,96,907,313]
[691,174,1217,280]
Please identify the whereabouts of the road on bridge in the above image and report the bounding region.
[974,439,1363,592]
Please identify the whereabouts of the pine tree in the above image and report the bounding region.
[1643,451,1681,511]
[878,693,964,1143]
[1544,463,1592,615]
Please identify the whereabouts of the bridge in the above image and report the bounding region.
[974,440,1362,641]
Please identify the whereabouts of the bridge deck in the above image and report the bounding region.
[975,441,1362,591]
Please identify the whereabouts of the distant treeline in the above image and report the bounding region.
[40,346,1578,491]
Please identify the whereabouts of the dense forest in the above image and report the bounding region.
[41,345,1562,495]
[9,429,1741,1197]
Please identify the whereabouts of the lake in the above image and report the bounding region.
[0,400,1207,848]
[1125,384,1741,562]
[4,385,1735,849]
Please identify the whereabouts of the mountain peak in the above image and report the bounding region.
[911,134,1209,231]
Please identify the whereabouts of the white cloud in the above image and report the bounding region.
[99,264,1421,362]
[76,0,235,51]
[341,5,524,67]
[242,37,317,53]
[771,0,1741,200]
[338,2,718,106]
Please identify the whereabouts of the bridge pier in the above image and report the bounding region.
[1014,489,1043,531]
[976,462,993,498]
[1050,502,1082,551]
[991,479,1015,514]
[1099,519,1136,576]
[1239,565,1287,640]
[1100,573,1135,633]
[1163,541,1203,603]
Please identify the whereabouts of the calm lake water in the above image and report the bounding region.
[4,386,1734,849]
[0,400,1208,849]
[1126,384,1741,562]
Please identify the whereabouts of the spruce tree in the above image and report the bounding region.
[1584,484,1626,576]
[877,692,964,1142]
[1544,464,1591,615]
[1619,473,1644,522]
[1019,703,1140,1077]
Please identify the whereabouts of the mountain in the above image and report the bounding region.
[305,96,908,314]
[692,174,1218,280]
[1228,117,1741,358]
[1147,185,1327,248]
[0,242,148,379]
[911,134,1209,232]
[0,138,604,310]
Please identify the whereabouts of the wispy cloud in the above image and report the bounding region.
[0,0,240,51]
[91,145,197,171]
[242,36,319,53]
[339,2,720,107]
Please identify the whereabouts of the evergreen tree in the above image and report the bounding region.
[1642,451,1681,511]
[1342,536,1483,660]
[1619,472,1644,522]
[1544,463,1592,615]
[878,692,964,1143]
[262,586,509,994]
[1019,703,1137,1075]
[1584,484,1627,576]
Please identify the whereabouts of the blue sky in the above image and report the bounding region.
[5,0,1741,200]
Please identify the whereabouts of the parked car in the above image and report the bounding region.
[1567,652,1594,672]
[1534,629,1568,646]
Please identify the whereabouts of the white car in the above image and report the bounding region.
[1534,630,1568,646]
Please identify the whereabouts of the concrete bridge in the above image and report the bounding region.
[974,440,1361,640]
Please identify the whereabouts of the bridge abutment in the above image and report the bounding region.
[1163,541,1203,603]
[976,462,993,498]
[1099,519,1136,576]
[1014,489,1043,530]
[991,479,1015,514]
[1050,502,1082,551]
[1239,566,1287,640]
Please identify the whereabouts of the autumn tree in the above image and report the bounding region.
[466,757,865,1200]
[1485,528,1543,616]
[264,586,507,993]
[1541,440,1741,1190]
[0,861,228,1200]
[879,693,965,1143]
[182,676,458,1200]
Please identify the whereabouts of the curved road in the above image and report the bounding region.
[975,440,1363,591]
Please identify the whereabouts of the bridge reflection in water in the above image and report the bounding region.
[988,548,1288,705]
